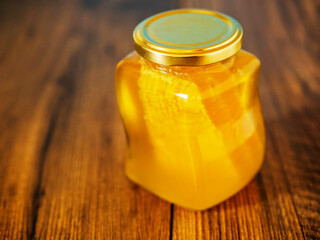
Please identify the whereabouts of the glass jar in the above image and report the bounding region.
[115,9,265,210]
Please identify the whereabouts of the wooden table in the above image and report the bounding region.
[0,0,319,239]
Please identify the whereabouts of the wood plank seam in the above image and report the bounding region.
[169,204,174,240]
[29,110,58,239]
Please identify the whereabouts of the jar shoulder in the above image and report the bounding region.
[115,50,261,83]
[115,51,141,92]
[116,51,141,75]
[232,50,261,73]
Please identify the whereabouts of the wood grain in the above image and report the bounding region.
[0,0,319,239]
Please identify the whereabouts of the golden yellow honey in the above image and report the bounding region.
[115,9,265,210]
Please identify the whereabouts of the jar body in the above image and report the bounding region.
[115,50,265,210]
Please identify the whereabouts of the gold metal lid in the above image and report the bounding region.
[133,9,243,66]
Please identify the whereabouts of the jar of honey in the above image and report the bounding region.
[115,9,265,210]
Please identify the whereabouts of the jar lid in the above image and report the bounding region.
[133,9,243,66]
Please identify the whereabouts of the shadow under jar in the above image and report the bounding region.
[115,9,265,210]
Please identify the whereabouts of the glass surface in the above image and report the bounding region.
[115,50,265,210]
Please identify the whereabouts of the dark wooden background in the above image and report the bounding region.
[0,0,319,239]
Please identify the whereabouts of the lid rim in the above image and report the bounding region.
[134,38,242,66]
[133,9,243,66]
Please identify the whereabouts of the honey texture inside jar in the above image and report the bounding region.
[115,50,265,210]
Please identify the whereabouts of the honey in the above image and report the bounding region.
[115,9,265,210]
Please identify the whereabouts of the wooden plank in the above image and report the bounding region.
[0,2,82,239]
[0,0,175,239]
[172,0,320,239]
[32,0,176,239]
